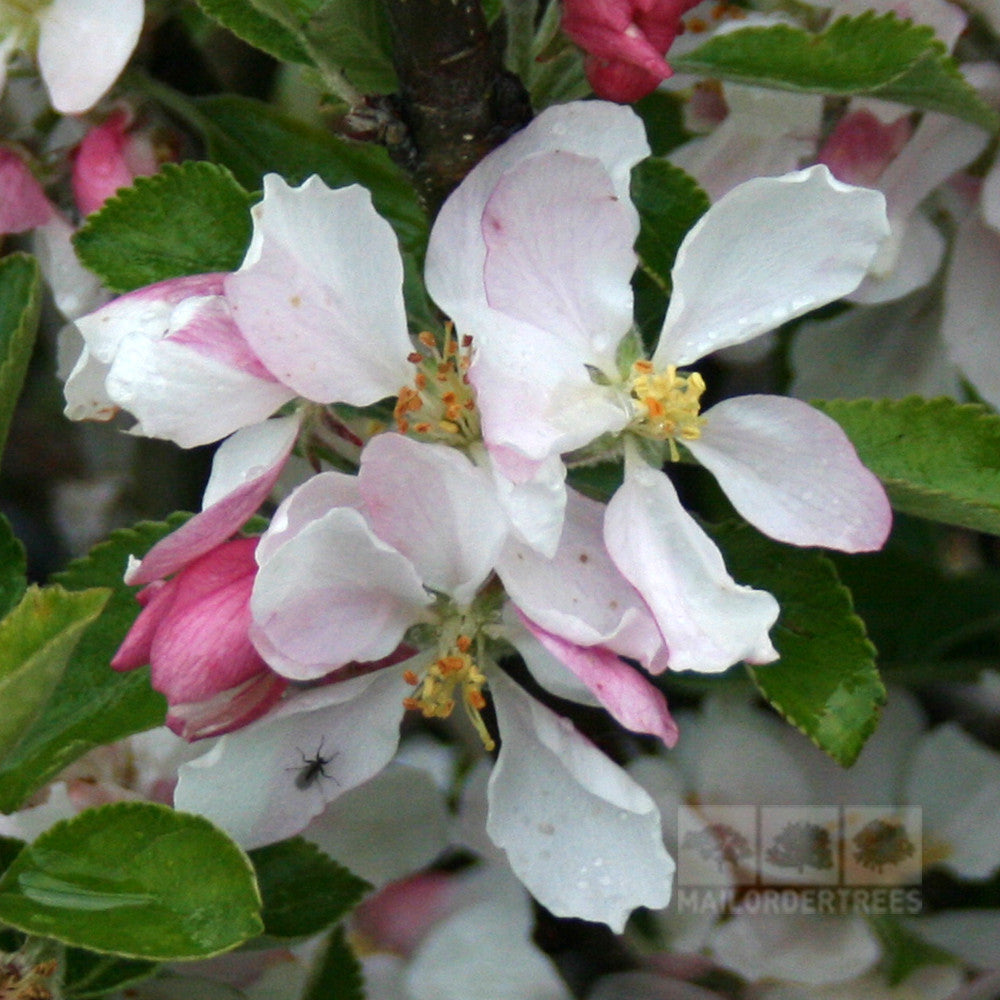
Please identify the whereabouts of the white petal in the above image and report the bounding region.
[486,672,674,930]
[225,175,412,405]
[481,150,636,368]
[604,459,779,673]
[905,723,1000,879]
[427,101,648,330]
[61,335,116,423]
[942,214,1000,411]
[654,166,889,366]
[849,210,944,304]
[174,672,410,848]
[250,507,431,678]
[688,395,891,552]
[359,435,507,604]
[38,0,143,113]
[31,215,107,320]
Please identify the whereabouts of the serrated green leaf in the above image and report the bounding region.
[815,397,1000,536]
[304,0,398,93]
[73,162,254,293]
[0,512,27,620]
[0,254,41,467]
[0,802,262,960]
[670,13,998,129]
[195,0,310,62]
[0,518,186,814]
[632,158,710,297]
[302,926,365,1000]
[192,95,427,256]
[63,948,159,999]
[710,521,885,766]
[250,837,369,941]
[0,586,109,763]
[868,915,958,986]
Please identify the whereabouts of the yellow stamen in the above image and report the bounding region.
[628,362,707,461]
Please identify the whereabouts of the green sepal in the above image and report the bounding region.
[0,802,263,961]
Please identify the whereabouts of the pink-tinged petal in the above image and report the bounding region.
[37,0,143,114]
[604,457,779,673]
[127,415,300,586]
[486,672,674,930]
[174,670,411,848]
[482,151,636,368]
[485,449,567,558]
[497,488,669,671]
[654,166,889,367]
[469,316,628,462]
[74,273,228,363]
[61,338,117,424]
[359,435,507,604]
[34,216,108,321]
[818,109,911,188]
[250,507,431,680]
[353,872,461,956]
[225,175,412,406]
[427,101,649,330]
[0,148,55,232]
[166,668,288,742]
[687,395,891,552]
[943,215,1000,411]
[72,110,152,216]
[518,613,678,746]
[111,580,173,671]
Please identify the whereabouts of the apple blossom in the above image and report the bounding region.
[0,0,144,114]
[427,102,893,673]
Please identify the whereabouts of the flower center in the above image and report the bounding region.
[628,360,707,461]
[394,327,480,446]
[402,633,495,751]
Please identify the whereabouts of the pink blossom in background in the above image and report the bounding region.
[0,147,55,233]
[72,108,160,216]
[562,0,700,101]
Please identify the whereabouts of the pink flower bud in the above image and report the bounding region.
[113,536,287,741]
[0,148,56,234]
[71,108,161,217]
[818,109,912,188]
[562,0,699,102]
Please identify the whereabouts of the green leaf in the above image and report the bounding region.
[301,926,365,1000]
[710,521,885,766]
[0,254,41,466]
[191,95,427,256]
[868,915,958,986]
[0,518,185,814]
[195,0,310,63]
[0,836,24,876]
[250,838,369,942]
[670,12,998,130]
[0,802,262,960]
[304,0,398,93]
[631,158,709,297]
[815,397,1000,536]
[73,162,254,293]
[0,587,109,764]
[0,512,27,619]
[63,948,159,999]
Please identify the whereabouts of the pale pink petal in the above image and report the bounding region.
[426,101,649,331]
[486,672,674,930]
[687,395,891,552]
[174,671,412,848]
[225,175,412,406]
[166,669,288,742]
[653,166,889,367]
[250,507,431,680]
[0,148,55,232]
[127,415,301,585]
[37,0,143,114]
[497,488,669,672]
[34,216,108,320]
[518,613,678,746]
[484,450,567,559]
[942,214,1000,411]
[604,457,779,673]
[481,151,636,368]
[359,435,507,605]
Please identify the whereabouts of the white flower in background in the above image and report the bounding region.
[0,0,143,114]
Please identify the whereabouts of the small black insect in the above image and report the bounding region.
[288,737,339,790]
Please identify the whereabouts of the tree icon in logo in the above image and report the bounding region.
[681,823,753,872]
[766,821,834,874]
[852,817,916,873]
